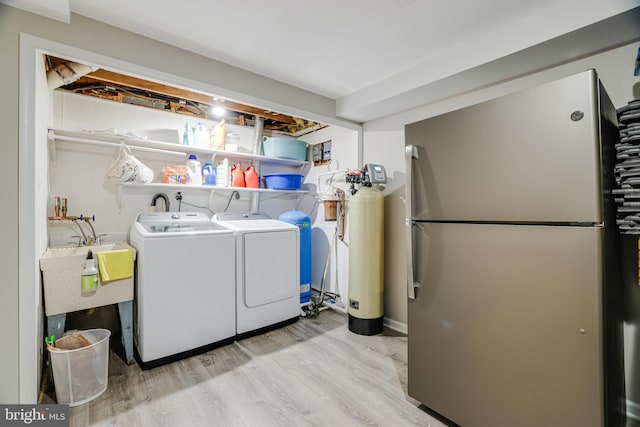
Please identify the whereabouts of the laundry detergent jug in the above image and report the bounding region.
[231,163,246,187]
[245,165,259,188]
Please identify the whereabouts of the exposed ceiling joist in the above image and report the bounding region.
[44,55,321,135]
[85,69,299,125]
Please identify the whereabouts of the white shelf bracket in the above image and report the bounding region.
[47,130,57,162]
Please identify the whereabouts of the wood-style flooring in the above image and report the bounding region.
[69,309,447,427]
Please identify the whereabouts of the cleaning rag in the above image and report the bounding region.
[97,249,133,284]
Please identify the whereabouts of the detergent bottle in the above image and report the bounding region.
[231,163,246,187]
[245,165,259,188]
[186,154,202,185]
[202,160,217,185]
[193,123,210,149]
[210,120,226,151]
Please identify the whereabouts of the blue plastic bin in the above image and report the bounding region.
[264,173,304,190]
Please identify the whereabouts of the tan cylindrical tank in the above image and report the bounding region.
[347,186,384,335]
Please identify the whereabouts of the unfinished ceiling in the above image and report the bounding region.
[44,55,322,135]
[8,0,640,122]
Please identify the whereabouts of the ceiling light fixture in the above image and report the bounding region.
[211,97,226,117]
[211,106,225,117]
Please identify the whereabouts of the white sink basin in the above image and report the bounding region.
[40,241,136,316]
[40,242,126,260]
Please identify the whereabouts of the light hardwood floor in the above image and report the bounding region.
[69,309,447,427]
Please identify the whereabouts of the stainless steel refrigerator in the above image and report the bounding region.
[405,70,625,427]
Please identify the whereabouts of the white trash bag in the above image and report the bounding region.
[105,143,154,183]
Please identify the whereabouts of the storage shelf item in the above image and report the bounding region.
[48,128,310,171]
[264,173,304,190]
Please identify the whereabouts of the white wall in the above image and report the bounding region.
[362,39,640,411]
[299,127,358,309]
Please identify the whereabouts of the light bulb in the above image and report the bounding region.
[211,106,225,117]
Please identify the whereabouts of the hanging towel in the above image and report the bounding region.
[97,249,134,284]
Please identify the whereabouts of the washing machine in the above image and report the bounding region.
[129,212,236,369]
[213,212,300,336]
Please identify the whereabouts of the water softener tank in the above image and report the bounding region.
[348,186,384,335]
[279,210,312,303]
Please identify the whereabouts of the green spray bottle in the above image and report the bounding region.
[81,250,98,296]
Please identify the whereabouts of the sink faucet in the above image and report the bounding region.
[83,216,98,245]
[151,193,170,212]
[70,215,103,246]
[72,218,89,245]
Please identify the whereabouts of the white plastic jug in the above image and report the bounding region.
[186,154,202,185]
[194,123,210,149]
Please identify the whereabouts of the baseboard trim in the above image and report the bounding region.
[628,399,640,421]
[383,317,407,335]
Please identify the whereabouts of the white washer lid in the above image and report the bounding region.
[213,212,271,221]
[133,211,233,236]
[136,212,212,223]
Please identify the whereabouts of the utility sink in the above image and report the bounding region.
[40,242,125,259]
[40,242,136,316]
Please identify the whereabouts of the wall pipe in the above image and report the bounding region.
[250,116,264,212]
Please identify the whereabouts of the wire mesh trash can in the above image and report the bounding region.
[48,329,111,406]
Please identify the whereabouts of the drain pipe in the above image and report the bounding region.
[250,116,264,212]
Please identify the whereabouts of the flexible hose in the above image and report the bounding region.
[83,218,98,244]
[73,219,88,245]
[317,226,338,305]
[223,190,240,212]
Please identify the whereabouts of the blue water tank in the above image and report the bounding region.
[279,210,312,303]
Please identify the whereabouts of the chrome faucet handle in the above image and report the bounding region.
[97,234,108,245]
[69,235,83,246]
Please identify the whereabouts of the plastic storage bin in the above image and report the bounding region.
[263,137,308,161]
[49,329,111,406]
[264,173,304,190]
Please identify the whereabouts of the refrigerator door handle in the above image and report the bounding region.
[405,145,419,300]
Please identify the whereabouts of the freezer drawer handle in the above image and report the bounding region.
[405,145,419,300]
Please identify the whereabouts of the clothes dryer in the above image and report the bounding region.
[213,212,299,336]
